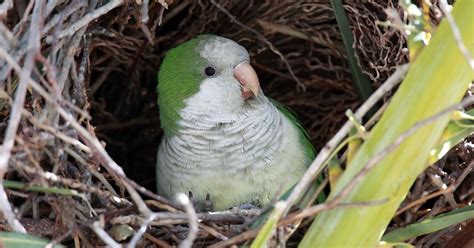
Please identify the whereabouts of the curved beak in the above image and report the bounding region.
[233,61,260,100]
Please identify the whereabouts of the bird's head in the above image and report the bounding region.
[157,34,261,135]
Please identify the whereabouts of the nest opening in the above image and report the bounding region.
[90,1,406,191]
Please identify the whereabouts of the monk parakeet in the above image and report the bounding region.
[156,34,315,210]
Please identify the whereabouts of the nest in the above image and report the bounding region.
[0,0,472,246]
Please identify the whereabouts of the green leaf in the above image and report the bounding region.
[0,232,64,248]
[429,120,474,164]
[382,205,474,242]
[251,202,286,248]
[301,0,474,246]
[378,241,414,248]
[331,0,373,101]
[3,180,85,197]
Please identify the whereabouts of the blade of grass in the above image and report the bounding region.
[251,202,286,247]
[3,180,85,197]
[382,205,474,242]
[331,0,373,101]
[0,232,64,248]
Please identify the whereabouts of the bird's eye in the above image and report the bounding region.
[204,66,216,77]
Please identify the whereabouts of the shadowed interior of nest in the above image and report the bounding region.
[90,0,407,190]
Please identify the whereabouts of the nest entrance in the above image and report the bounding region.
[90,1,404,191]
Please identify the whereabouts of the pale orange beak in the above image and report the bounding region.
[233,61,260,100]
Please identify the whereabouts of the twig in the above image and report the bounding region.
[54,105,155,216]
[281,63,410,215]
[208,228,258,248]
[396,161,474,215]
[127,213,158,248]
[396,186,454,216]
[199,223,228,241]
[139,0,154,43]
[177,193,198,248]
[211,198,387,248]
[140,0,150,24]
[126,196,231,247]
[282,199,388,226]
[45,229,73,248]
[0,45,91,119]
[452,161,474,189]
[0,0,45,234]
[2,40,176,211]
[161,1,190,24]
[92,217,120,248]
[22,110,91,153]
[144,233,173,247]
[157,0,170,8]
[125,178,180,210]
[0,0,13,17]
[428,173,457,209]
[112,211,245,226]
[209,0,306,91]
[54,0,124,40]
[73,35,91,108]
[439,0,474,70]
[12,160,119,200]
[256,19,344,53]
[0,23,17,47]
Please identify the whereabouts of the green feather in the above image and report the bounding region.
[250,99,327,228]
[157,35,211,135]
[269,98,316,160]
[270,98,327,201]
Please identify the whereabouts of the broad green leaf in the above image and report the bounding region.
[301,1,474,246]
